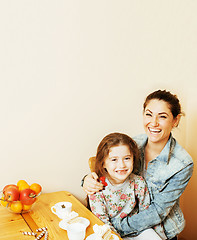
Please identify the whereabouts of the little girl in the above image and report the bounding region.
[88,132,166,240]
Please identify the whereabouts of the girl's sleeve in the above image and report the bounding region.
[134,176,150,212]
[88,193,117,232]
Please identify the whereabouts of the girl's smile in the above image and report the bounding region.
[103,145,133,185]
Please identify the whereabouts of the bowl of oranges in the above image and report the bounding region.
[0,180,42,213]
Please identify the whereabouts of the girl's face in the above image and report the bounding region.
[103,144,133,185]
[143,99,180,145]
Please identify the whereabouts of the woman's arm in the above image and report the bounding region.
[111,163,193,237]
[82,172,103,195]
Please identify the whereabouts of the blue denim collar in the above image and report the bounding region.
[156,134,175,164]
[139,133,175,164]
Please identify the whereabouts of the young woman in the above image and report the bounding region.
[82,90,193,240]
[88,132,165,239]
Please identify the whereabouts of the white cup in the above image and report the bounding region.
[67,223,87,240]
[51,202,72,219]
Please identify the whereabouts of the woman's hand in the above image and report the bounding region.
[82,172,103,195]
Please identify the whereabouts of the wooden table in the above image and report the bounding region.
[0,191,122,239]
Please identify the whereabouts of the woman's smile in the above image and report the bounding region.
[148,127,162,134]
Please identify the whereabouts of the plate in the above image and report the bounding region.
[86,233,119,240]
[59,217,90,230]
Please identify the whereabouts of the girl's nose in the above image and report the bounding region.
[118,160,126,168]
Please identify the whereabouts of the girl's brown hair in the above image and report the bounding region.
[94,132,139,178]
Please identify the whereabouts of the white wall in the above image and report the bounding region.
[0,1,196,239]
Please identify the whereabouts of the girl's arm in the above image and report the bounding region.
[111,163,193,237]
[88,192,117,233]
[134,176,150,212]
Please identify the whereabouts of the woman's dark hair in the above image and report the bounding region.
[94,132,139,178]
[143,89,183,118]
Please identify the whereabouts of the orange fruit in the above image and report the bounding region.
[0,197,10,207]
[30,183,42,195]
[22,204,32,211]
[10,201,23,213]
[17,180,29,192]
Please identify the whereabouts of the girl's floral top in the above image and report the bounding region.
[88,174,150,232]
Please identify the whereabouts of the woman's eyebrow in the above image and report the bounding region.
[145,109,152,113]
[158,112,169,116]
[145,109,169,116]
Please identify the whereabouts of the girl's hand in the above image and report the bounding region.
[82,172,103,195]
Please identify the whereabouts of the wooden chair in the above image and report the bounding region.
[88,156,96,172]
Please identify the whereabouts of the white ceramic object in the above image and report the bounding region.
[86,233,119,240]
[51,201,72,219]
[59,217,90,231]
[66,222,87,240]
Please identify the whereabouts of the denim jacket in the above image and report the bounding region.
[111,134,193,239]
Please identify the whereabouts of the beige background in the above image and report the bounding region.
[0,1,196,239]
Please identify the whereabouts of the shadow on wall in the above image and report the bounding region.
[179,113,197,240]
